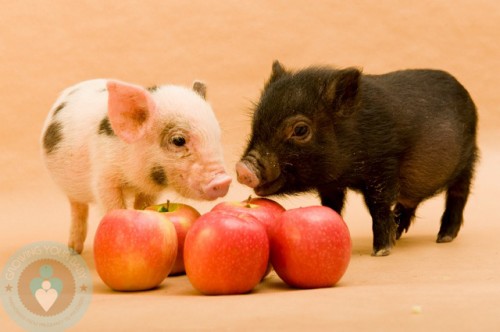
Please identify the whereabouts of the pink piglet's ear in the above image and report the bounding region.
[107,80,157,143]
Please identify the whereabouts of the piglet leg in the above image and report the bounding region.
[68,200,88,254]
[367,202,397,256]
[394,202,418,240]
[318,185,347,215]
[363,178,398,256]
[437,163,475,243]
[134,192,157,210]
[96,175,126,212]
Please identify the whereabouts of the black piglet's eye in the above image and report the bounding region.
[172,136,186,147]
[293,124,309,137]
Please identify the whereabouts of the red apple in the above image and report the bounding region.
[146,201,200,275]
[94,209,178,291]
[184,211,269,295]
[211,197,285,279]
[270,206,351,289]
[211,196,285,236]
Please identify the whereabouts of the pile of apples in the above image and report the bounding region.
[93,197,352,294]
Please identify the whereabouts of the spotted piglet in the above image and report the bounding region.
[41,79,231,253]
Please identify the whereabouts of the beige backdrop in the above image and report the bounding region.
[1,1,500,331]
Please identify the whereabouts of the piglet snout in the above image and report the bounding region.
[236,161,260,188]
[203,173,232,200]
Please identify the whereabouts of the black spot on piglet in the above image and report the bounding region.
[52,102,66,117]
[43,122,63,154]
[150,165,167,186]
[146,85,159,93]
[98,117,115,136]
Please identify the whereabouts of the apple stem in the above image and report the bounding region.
[157,200,170,213]
[246,195,252,208]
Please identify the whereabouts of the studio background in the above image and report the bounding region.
[1,1,499,331]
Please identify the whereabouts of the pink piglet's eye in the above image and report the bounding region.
[171,136,186,147]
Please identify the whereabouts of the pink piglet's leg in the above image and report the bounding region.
[68,200,89,254]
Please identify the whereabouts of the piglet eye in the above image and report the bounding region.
[171,136,186,147]
[292,124,310,138]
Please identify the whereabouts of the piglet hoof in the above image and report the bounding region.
[395,225,408,240]
[68,240,83,255]
[436,234,455,243]
[372,247,392,257]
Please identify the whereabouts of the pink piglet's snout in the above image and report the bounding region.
[202,173,232,200]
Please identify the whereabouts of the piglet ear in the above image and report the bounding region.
[264,60,289,89]
[325,68,362,116]
[192,81,207,99]
[107,80,157,143]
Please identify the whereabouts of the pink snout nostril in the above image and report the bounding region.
[203,174,232,199]
[235,161,260,188]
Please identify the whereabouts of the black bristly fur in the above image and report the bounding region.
[241,61,478,256]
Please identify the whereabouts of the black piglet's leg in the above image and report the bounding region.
[394,202,418,240]
[318,185,347,215]
[363,178,399,256]
[437,162,475,243]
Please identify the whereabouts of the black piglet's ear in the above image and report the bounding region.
[264,60,289,89]
[324,68,362,116]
